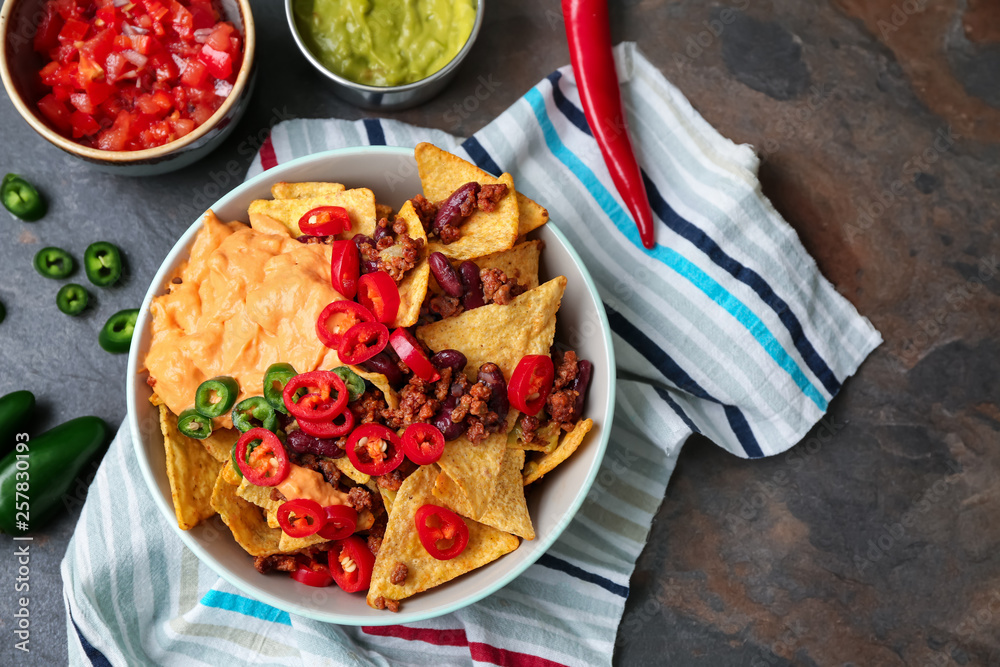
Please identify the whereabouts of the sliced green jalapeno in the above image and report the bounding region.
[263,362,297,415]
[34,247,74,279]
[2,174,46,221]
[98,308,139,354]
[195,376,239,419]
[231,396,278,433]
[84,241,123,287]
[332,366,366,403]
[57,283,89,316]
[231,442,244,480]
[177,408,213,440]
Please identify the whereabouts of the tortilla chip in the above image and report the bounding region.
[415,143,519,261]
[435,449,534,540]
[159,405,222,530]
[435,429,508,520]
[516,192,548,236]
[375,203,394,220]
[221,461,243,486]
[350,366,399,410]
[200,427,239,463]
[367,466,520,607]
[248,188,376,238]
[379,486,397,515]
[417,276,567,381]
[237,477,281,515]
[279,531,330,553]
[523,418,594,485]
[211,467,283,556]
[391,201,431,328]
[149,392,164,407]
[429,240,542,298]
[271,182,346,199]
[334,456,371,485]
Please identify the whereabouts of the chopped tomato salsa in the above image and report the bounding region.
[32,0,243,151]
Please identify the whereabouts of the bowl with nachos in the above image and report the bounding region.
[127,143,615,623]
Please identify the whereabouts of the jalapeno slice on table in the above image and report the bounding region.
[2,174,46,221]
[195,376,239,419]
[98,308,139,353]
[177,408,213,440]
[84,242,122,287]
[263,362,297,415]
[231,396,279,433]
[34,247,74,279]
[56,283,89,316]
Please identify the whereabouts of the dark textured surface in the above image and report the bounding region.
[0,0,996,664]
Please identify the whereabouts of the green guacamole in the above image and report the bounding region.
[293,0,477,87]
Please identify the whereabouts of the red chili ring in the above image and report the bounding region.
[282,370,348,422]
[389,328,440,383]
[317,505,359,541]
[401,422,446,465]
[414,504,469,560]
[337,321,389,365]
[357,271,400,324]
[297,408,355,438]
[346,423,404,476]
[235,428,290,487]
[316,300,375,349]
[276,498,327,538]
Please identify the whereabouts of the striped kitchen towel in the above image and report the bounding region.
[62,43,881,666]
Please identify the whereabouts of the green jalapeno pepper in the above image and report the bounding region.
[56,283,90,316]
[231,396,278,433]
[195,376,239,419]
[231,442,244,480]
[332,366,366,403]
[177,408,213,440]
[34,247,74,279]
[0,391,34,459]
[98,308,139,354]
[263,363,297,415]
[2,174,46,221]
[84,241,123,287]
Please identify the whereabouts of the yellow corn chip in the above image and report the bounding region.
[435,429,508,520]
[334,456,371,485]
[415,143,519,260]
[435,449,534,540]
[279,531,329,553]
[428,240,542,298]
[149,392,164,407]
[237,477,281,514]
[271,182,346,199]
[200,427,239,464]
[375,203,394,220]
[367,466,520,608]
[221,461,242,486]
[159,405,222,530]
[516,192,548,236]
[379,486,397,515]
[248,189,376,238]
[523,418,594,485]
[417,276,567,381]
[211,466,283,556]
[391,201,431,328]
[350,366,400,410]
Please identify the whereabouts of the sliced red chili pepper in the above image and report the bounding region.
[389,328,440,383]
[329,239,360,299]
[299,206,351,236]
[328,536,375,593]
[337,321,389,365]
[414,504,470,560]
[316,300,375,349]
[402,423,446,465]
[317,505,358,541]
[346,423,404,476]
[235,428,290,487]
[356,271,400,324]
[296,408,354,438]
[277,498,326,538]
[282,370,348,422]
[291,561,334,587]
[507,354,555,416]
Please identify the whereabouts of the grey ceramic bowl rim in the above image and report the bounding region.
[0,0,256,164]
[126,145,617,625]
[284,0,484,94]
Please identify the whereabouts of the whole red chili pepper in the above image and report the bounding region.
[562,0,656,249]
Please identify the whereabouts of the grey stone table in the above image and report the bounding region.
[2,0,998,664]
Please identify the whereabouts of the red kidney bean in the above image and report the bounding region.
[569,360,593,422]
[286,429,345,458]
[352,233,375,248]
[432,182,480,236]
[433,384,468,441]
[428,252,464,297]
[431,349,467,373]
[373,224,391,244]
[360,352,404,387]
[459,261,485,310]
[477,363,508,425]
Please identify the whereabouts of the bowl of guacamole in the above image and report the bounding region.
[287,0,482,109]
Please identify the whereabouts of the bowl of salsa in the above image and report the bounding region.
[286,0,482,110]
[0,0,256,175]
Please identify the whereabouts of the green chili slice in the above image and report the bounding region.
[263,362,297,415]
[332,366,365,403]
[195,376,239,419]
[2,174,46,221]
[84,241,123,287]
[98,308,139,354]
[177,408,213,440]
[231,396,278,433]
[231,442,244,479]
[34,247,74,279]
[56,283,89,316]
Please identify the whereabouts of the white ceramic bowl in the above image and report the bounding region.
[127,146,616,625]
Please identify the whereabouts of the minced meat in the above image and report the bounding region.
[476,183,508,212]
[409,194,438,233]
[390,562,408,584]
[480,268,526,305]
[253,554,298,574]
